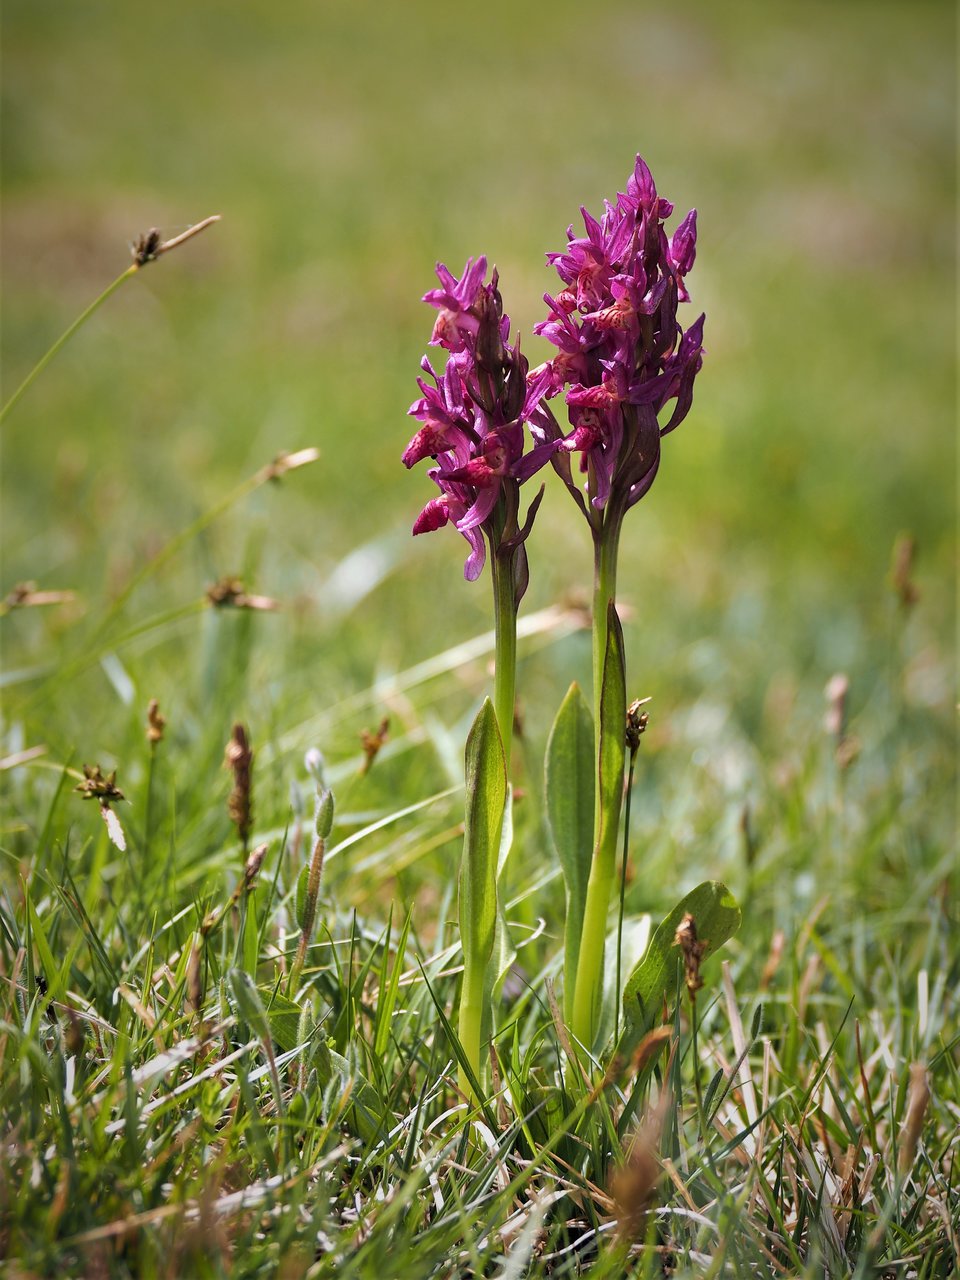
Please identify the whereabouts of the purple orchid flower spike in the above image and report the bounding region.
[404,258,558,593]
[533,153,705,523]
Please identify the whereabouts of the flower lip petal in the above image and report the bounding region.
[412,496,451,535]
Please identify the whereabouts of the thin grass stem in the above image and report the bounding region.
[1,216,220,427]
[0,266,137,426]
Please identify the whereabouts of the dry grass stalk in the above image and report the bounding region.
[608,1074,675,1245]
[823,673,860,769]
[185,943,203,1018]
[759,928,786,991]
[898,1061,930,1175]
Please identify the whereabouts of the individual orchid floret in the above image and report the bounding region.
[423,256,489,351]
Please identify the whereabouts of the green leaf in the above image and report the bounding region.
[241,891,259,976]
[315,1039,384,1145]
[261,987,307,1053]
[227,968,271,1042]
[248,984,382,1141]
[496,784,514,879]
[26,893,65,1006]
[544,682,595,1022]
[459,699,507,987]
[490,789,516,1010]
[621,881,742,1036]
[596,602,626,870]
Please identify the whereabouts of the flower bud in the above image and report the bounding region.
[500,348,528,422]
[314,786,335,839]
[474,288,506,380]
[304,748,325,785]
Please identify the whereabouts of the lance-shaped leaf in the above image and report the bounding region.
[596,602,626,872]
[545,682,595,1023]
[490,787,517,1009]
[460,699,507,983]
[621,880,741,1037]
[458,698,507,1088]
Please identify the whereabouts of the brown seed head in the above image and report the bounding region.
[132,228,163,266]
[359,717,390,775]
[146,698,166,744]
[626,697,652,753]
[243,842,268,888]
[674,912,708,1000]
[75,764,125,805]
[206,576,278,611]
[224,723,253,848]
[609,1139,660,1242]
[890,533,920,609]
[824,674,860,770]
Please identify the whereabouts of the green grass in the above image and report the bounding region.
[1,0,956,1275]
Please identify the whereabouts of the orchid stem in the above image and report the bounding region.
[490,545,517,773]
[571,514,624,1052]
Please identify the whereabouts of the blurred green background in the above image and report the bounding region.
[2,0,955,909]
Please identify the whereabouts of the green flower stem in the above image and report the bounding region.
[0,265,137,426]
[490,545,517,772]
[591,516,621,737]
[571,515,625,1051]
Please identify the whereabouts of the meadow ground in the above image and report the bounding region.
[1,1,957,1276]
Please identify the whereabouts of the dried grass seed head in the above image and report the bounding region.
[224,723,254,845]
[674,911,708,999]
[75,764,125,805]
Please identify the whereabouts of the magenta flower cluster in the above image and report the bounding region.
[403,258,558,580]
[532,154,704,514]
[403,155,705,575]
